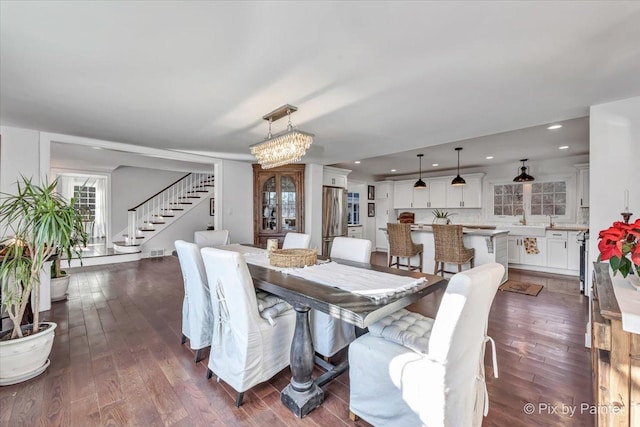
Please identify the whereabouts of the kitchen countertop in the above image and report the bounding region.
[380,226,508,237]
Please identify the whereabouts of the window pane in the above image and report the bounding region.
[554,205,566,215]
[532,183,542,194]
[494,206,502,215]
[531,204,541,215]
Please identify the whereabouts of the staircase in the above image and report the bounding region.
[113,173,215,254]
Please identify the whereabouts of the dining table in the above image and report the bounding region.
[228,244,448,418]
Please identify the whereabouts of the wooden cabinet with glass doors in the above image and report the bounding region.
[252,164,305,247]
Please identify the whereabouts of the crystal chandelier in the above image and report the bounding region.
[250,104,314,169]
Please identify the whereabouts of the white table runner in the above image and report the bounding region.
[287,262,426,301]
[611,275,640,334]
[218,245,426,301]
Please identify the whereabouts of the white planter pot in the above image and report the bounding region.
[0,322,57,386]
[50,274,71,302]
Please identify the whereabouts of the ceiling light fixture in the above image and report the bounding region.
[547,124,563,130]
[558,145,569,150]
[414,154,427,189]
[390,169,397,172]
[354,160,361,164]
[250,104,313,169]
[451,147,466,186]
[513,159,535,182]
[432,163,439,167]
[486,156,494,160]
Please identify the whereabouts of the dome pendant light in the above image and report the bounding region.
[414,154,427,189]
[513,159,535,182]
[451,147,466,186]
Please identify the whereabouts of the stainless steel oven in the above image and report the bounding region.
[577,231,589,294]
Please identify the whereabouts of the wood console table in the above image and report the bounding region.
[591,263,640,426]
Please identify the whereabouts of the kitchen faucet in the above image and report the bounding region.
[518,209,526,225]
[548,215,555,228]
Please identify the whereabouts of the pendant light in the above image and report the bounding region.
[513,158,535,182]
[414,154,427,189]
[451,147,466,186]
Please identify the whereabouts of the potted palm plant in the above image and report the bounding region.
[432,209,456,224]
[0,177,86,385]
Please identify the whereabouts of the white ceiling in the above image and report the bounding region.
[2,2,640,172]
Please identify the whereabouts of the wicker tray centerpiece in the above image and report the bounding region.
[269,248,317,268]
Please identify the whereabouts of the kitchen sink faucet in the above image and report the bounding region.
[518,210,526,225]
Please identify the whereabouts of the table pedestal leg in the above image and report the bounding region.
[281,305,324,417]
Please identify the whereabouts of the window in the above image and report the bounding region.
[347,192,360,225]
[74,185,96,221]
[493,184,523,216]
[491,178,571,220]
[531,181,566,216]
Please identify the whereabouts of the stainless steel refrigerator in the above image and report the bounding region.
[322,186,348,256]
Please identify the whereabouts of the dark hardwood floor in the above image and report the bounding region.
[0,253,593,426]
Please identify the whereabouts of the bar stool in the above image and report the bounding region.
[387,223,423,271]
[432,224,475,276]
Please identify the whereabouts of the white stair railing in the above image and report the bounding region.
[124,172,215,246]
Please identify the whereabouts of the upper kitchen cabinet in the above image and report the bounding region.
[445,173,483,208]
[323,166,351,188]
[576,164,589,208]
[253,164,305,246]
[393,181,414,209]
[412,178,447,209]
[375,181,393,200]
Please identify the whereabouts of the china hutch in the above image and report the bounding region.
[252,164,305,246]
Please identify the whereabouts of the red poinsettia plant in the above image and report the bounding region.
[597,218,640,277]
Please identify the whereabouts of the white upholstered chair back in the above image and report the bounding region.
[200,247,295,398]
[330,237,372,263]
[348,262,504,427]
[194,229,230,248]
[174,240,213,350]
[282,232,311,249]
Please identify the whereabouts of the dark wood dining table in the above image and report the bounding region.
[246,256,447,418]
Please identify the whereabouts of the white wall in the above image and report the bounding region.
[589,96,640,290]
[220,159,253,245]
[0,126,46,193]
[110,166,188,240]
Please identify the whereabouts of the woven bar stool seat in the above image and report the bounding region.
[387,223,423,272]
[432,224,475,276]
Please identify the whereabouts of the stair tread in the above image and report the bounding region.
[113,241,141,247]
[122,235,145,239]
[150,221,165,224]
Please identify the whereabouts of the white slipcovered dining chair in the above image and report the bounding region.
[194,229,230,248]
[200,247,296,407]
[174,240,213,363]
[282,232,311,249]
[349,263,504,427]
[309,237,373,359]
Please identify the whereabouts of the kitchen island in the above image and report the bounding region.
[380,225,509,284]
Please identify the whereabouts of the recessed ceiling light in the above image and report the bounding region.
[390,169,397,172]
[432,163,439,167]
[354,160,361,164]
[486,156,494,160]
[558,145,569,150]
[547,124,563,130]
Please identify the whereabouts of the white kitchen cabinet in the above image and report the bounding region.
[445,174,483,208]
[509,235,547,266]
[547,230,568,269]
[348,226,363,239]
[577,164,589,207]
[567,231,581,271]
[508,236,521,264]
[428,179,448,208]
[375,181,393,200]
[521,236,546,266]
[323,166,350,188]
[393,181,414,209]
[374,181,396,251]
